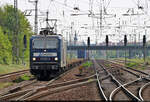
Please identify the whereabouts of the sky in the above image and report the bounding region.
[0,0,150,44]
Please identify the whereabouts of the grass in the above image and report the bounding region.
[115,58,150,64]
[13,74,32,83]
[113,58,147,70]
[126,62,138,67]
[126,62,146,70]
[0,63,31,89]
[126,58,144,64]
[0,82,13,89]
[0,74,32,89]
[82,61,93,67]
[0,64,29,75]
[105,64,111,68]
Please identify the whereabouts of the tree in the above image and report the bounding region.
[0,27,12,64]
[0,5,33,64]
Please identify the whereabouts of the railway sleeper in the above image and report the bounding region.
[9,87,21,93]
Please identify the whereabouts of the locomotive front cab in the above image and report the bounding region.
[30,35,62,78]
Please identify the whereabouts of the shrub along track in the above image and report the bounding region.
[94,59,150,101]
[0,60,101,101]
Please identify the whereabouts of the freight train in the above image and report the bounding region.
[30,29,84,80]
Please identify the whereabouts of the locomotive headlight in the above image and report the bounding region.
[54,57,58,61]
[33,58,36,61]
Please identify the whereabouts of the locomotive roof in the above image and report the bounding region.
[31,34,64,39]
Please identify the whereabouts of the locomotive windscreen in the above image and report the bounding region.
[32,38,58,49]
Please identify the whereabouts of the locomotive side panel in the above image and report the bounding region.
[60,38,67,68]
[63,41,67,67]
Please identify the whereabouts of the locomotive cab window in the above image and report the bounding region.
[46,38,58,49]
[32,38,58,49]
[32,39,45,49]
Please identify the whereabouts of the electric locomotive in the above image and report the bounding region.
[30,29,67,80]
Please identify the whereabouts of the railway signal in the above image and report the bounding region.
[87,37,90,60]
[106,35,109,46]
[105,35,109,60]
[124,35,127,46]
[143,35,146,47]
[87,37,90,47]
[143,35,146,63]
[124,35,127,66]
[23,35,27,49]
[22,35,27,65]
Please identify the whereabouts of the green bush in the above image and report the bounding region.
[13,74,31,83]
[126,62,138,67]
[105,64,110,67]
[82,61,93,67]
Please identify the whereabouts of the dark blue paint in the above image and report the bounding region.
[30,35,62,65]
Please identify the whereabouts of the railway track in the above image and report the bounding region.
[93,60,119,101]
[112,59,149,69]
[24,75,96,100]
[106,60,149,78]
[111,59,143,64]
[139,81,150,101]
[93,59,150,101]
[0,80,36,96]
[112,59,136,64]
[0,69,73,100]
[0,70,29,81]
[2,59,150,101]
[0,74,66,100]
[0,60,97,101]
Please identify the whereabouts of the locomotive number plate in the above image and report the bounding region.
[33,53,57,56]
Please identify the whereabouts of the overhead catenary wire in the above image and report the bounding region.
[105,0,112,9]
[23,0,150,43]
[51,0,89,13]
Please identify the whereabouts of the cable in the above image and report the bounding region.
[52,0,89,13]
[53,1,63,18]
[132,0,138,6]
[89,0,96,29]
[132,0,145,8]
[48,0,53,10]
[105,0,112,9]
